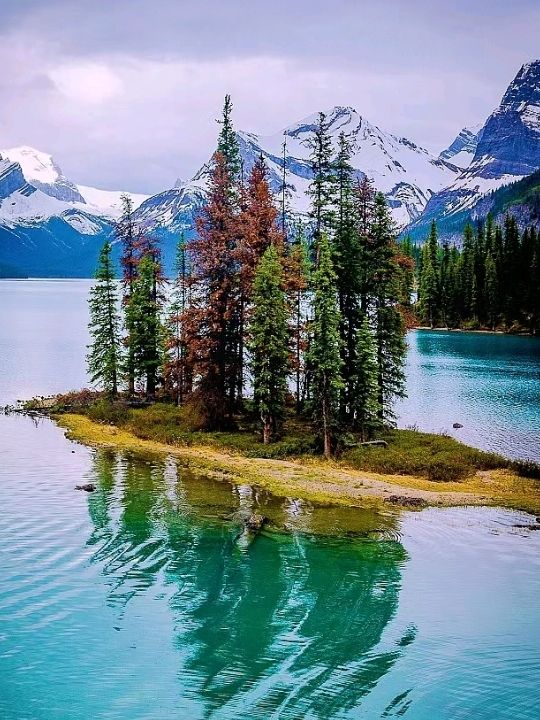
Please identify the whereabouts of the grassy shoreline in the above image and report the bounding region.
[54,411,540,516]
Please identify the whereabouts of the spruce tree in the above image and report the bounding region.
[286,221,311,414]
[125,254,163,401]
[307,112,337,255]
[116,194,138,395]
[250,245,290,443]
[164,234,190,404]
[309,233,342,458]
[217,94,241,184]
[185,151,239,427]
[87,241,122,398]
[418,221,440,327]
[370,193,407,422]
[333,131,362,423]
[350,315,381,440]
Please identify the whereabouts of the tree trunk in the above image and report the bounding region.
[262,415,272,444]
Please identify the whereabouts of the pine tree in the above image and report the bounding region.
[307,112,337,255]
[484,251,498,330]
[216,94,241,185]
[116,194,138,395]
[418,221,440,327]
[235,154,284,401]
[184,151,239,427]
[87,241,122,397]
[280,134,291,238]
[250,245,290,443]
[369,193,406,422]
[286,221,311,414]
[309,233,343,458]
[350,315,381,440]
[354,176,377,314]
[333,131,362,423]
[125,254,163,401]
[164,234,190,404]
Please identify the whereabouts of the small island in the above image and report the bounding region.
[29,96,538,519]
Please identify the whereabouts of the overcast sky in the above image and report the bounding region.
[0,0,538,193]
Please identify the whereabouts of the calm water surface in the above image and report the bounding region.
[1,280,540,719]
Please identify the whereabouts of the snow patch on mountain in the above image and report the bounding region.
[77,185,149,217]
[1,146,86,203]
[135,105,460,232]
[439,124,483,168]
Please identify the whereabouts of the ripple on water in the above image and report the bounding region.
[1,415,540,719]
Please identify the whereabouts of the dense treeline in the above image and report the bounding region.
[414,217,540,333]
[87,100,408,456]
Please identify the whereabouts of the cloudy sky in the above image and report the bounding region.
[0,0,538,193]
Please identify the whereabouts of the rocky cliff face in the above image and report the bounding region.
[409,60,540,239]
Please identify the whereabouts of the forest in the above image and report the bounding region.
[413,216,540,332]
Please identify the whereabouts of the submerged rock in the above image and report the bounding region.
[245,514,268,532]
[75,483,96,492]
[385,495,427,509]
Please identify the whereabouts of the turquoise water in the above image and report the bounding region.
[1,280,540,718]
[398,330,540,462]
[1,414,539,719]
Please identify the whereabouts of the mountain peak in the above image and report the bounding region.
[500,59,540,110]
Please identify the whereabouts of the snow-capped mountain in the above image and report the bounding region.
[0,147,148,276]
[0,146,148,220]
[410,60,540,237]
[439,124,483,168]
[134,106,460,235]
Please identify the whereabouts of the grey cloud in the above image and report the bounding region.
[0,0,538,192]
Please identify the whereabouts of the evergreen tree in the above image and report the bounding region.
[250,245,290,443]
[350,315,381,440]
[184,151,239,427]
[309,233,343,457]
[116,194,138,395]
[418,221,440,327]
[484,251,498,330]
[87,241,122,397]
[307,112,337,254]
[333,131,362,423]
[235,154,284,401]
[125,254,163,400]
[216,94,241,184]
[286,220,311,414]
[164,234,190,404]
[370,194,407,422]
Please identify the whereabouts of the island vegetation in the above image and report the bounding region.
[37,96,540,514]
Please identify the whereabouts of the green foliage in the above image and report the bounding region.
[124,254,163,399]
[307,112,337,245]
[309,233,343,457]
[250,245,290,442]
[350,315,382,440]
[86,241,122,397]
[415,216,540,333]
[216,94,241,183]
[343,429,506,482]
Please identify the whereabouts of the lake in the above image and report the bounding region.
[1,280,540,719]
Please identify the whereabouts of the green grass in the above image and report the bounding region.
[342,428,506,482]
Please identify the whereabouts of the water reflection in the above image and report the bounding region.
[85,449,411,718]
